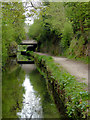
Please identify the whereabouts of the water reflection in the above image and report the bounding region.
[17,75,43,118]
[2,60,60,119]
[29,70,60,118]
[2,64,25,118]
[17,64,60,118]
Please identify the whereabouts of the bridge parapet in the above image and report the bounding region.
[20,40,37,45]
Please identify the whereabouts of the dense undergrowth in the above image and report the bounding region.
[28,2,89,63]
[30,52,89,119]
[2,2,26,66]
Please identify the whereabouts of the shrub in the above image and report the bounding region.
[60,22,73,50]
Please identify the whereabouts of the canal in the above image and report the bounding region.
[2,58,61,119]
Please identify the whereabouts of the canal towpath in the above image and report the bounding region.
[35,52,88,85]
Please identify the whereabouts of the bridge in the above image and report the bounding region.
[17,40,37,64]
[20,40,37,45]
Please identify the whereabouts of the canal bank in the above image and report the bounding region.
[30,52,89,120]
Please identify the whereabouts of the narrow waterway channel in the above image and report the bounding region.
[2,58,60,119]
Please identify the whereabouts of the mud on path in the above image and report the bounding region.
[35,52,88,85]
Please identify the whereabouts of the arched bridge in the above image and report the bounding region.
[19,40,37,55]
[17,40,37,64]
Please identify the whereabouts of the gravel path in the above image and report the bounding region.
[35,52,88,85]
[53,56,88,85]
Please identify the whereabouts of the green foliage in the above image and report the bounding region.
[44,2,66,33]
[65,2,89,34]
[32,53,89,119]
[18,45,28,51]
[28,19,42,40]
[17,52,28,61]
[65,36,89,63]
[28,2,89,61]
[61,22,73,50]
[2,2,26,66]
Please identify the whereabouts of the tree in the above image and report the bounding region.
[2,2,26,66]
[28,2,89,57]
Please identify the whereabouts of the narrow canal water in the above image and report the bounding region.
[2,58,60,119]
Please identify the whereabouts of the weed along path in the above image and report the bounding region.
[53,56,88,85]
[35,52,88,85]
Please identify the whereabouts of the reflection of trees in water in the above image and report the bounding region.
[29,70,60,118]
[3,57,17,72]
[2,64,25,118]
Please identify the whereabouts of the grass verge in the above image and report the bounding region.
[29,51,89,119]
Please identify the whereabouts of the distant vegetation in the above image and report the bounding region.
[2,2,89,66]
[2,2,26,66]
[28,2,89,63]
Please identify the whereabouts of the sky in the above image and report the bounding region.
[22,0,43,25]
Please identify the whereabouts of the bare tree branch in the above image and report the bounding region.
[23,2,37,10]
